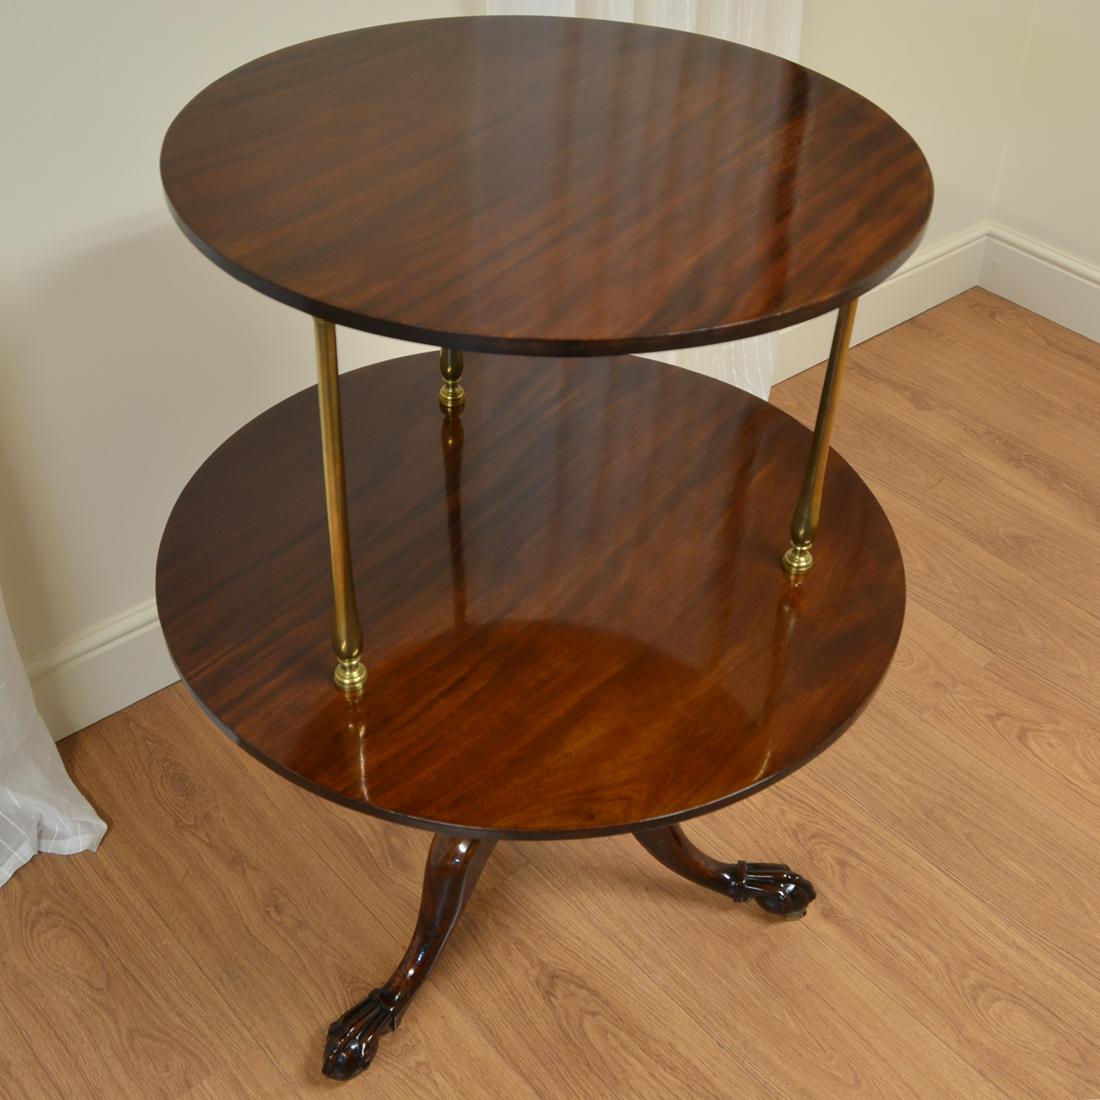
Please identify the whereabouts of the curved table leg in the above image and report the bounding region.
[323,833,497,1080]
[634,823,815,920]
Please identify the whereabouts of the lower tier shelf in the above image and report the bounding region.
[156,351,904,839]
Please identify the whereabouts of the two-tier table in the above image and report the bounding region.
[157,15,932,1080]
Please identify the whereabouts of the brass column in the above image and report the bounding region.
[782,299,858,575]
[439,348,465,410]
[313,317,367,692]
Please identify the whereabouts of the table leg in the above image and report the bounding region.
[322,833,497,1080]
[783,299,859,575]
[313,317,367,693]
[634,822,816,920]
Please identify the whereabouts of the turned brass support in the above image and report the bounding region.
[313,317,367,693]
[783,299,858,575]
[439,347,465,411]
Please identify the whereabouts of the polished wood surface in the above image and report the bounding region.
[156,352,905,838]
[323,833,496,1080]
[160,16,932,356]
[322,821,814,1080]
[8,290,1100,1098]
[635,822,815,917]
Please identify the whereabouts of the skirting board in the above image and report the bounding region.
[30,220,1100,741]
[26,600,177,742]
[981,224,1100,347]
[777,220,1100,378]
[775,222,988,381]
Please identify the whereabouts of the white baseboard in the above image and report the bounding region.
[775,222,989,381]
[776,219,1100,380]
[25,221,1100,742]
[24,600,177,741]
[981,224,1100,346]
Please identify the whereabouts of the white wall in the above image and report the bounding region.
[992,1,1100,266]
[803,0,1035,249]
[776,0,1034,377]
[981,1,1100,343]
[0,1,472,735]
[783,0,1100,374]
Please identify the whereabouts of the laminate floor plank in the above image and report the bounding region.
[777,366,1100,612]
[690,774,1100,1098]
[0,999,67,1100]
[900,292,1100,436]
[884,490,1099,710]
[776,373,1100,711]
[884,601,1100,834]
[0,843,250,1098]
[831,695,1100,983]
[435,860,780,1100]
[2,288,1097,1097]
[60,693,534,1100]
[180,1052,297,1100]
[523,833,1008,1100]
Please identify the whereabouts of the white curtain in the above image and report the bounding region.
[485,0,802,399]
[0,588,105,887]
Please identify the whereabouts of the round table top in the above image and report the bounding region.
[160,16,932,357]
[156,353,905,840]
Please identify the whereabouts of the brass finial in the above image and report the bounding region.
[439,347,465,411]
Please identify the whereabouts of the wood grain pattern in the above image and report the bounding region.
[156,352,905,838]
[710,767,1100,1100]
[36,689,537,1100]
[439,859,752,1098]
[181,1053,296,1100]
[526,829,1011,1100]
[0,1000,66,1100]
[634,822,815,916]
[323,833,497,1080]
[888,602,1100,840]
[5,290,1097,1098]
[160,16,931,355]
[0,819,250,1097]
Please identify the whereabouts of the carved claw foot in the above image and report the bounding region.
[321,834,496,1080]
[323,989,397,1080]
[634,823,816,920]
[729,861,816,919]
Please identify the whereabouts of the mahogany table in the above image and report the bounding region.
[157,16,932,1080]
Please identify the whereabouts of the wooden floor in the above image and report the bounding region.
[3,288,1099,1098]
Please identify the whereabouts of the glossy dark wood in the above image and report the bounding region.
[635,822,815,918]
[323,833,495,1079]
[156,351,906,839]
[160,16,932,356]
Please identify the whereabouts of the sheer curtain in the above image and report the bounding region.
[484,0,803,399]
[0,589,105,887]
